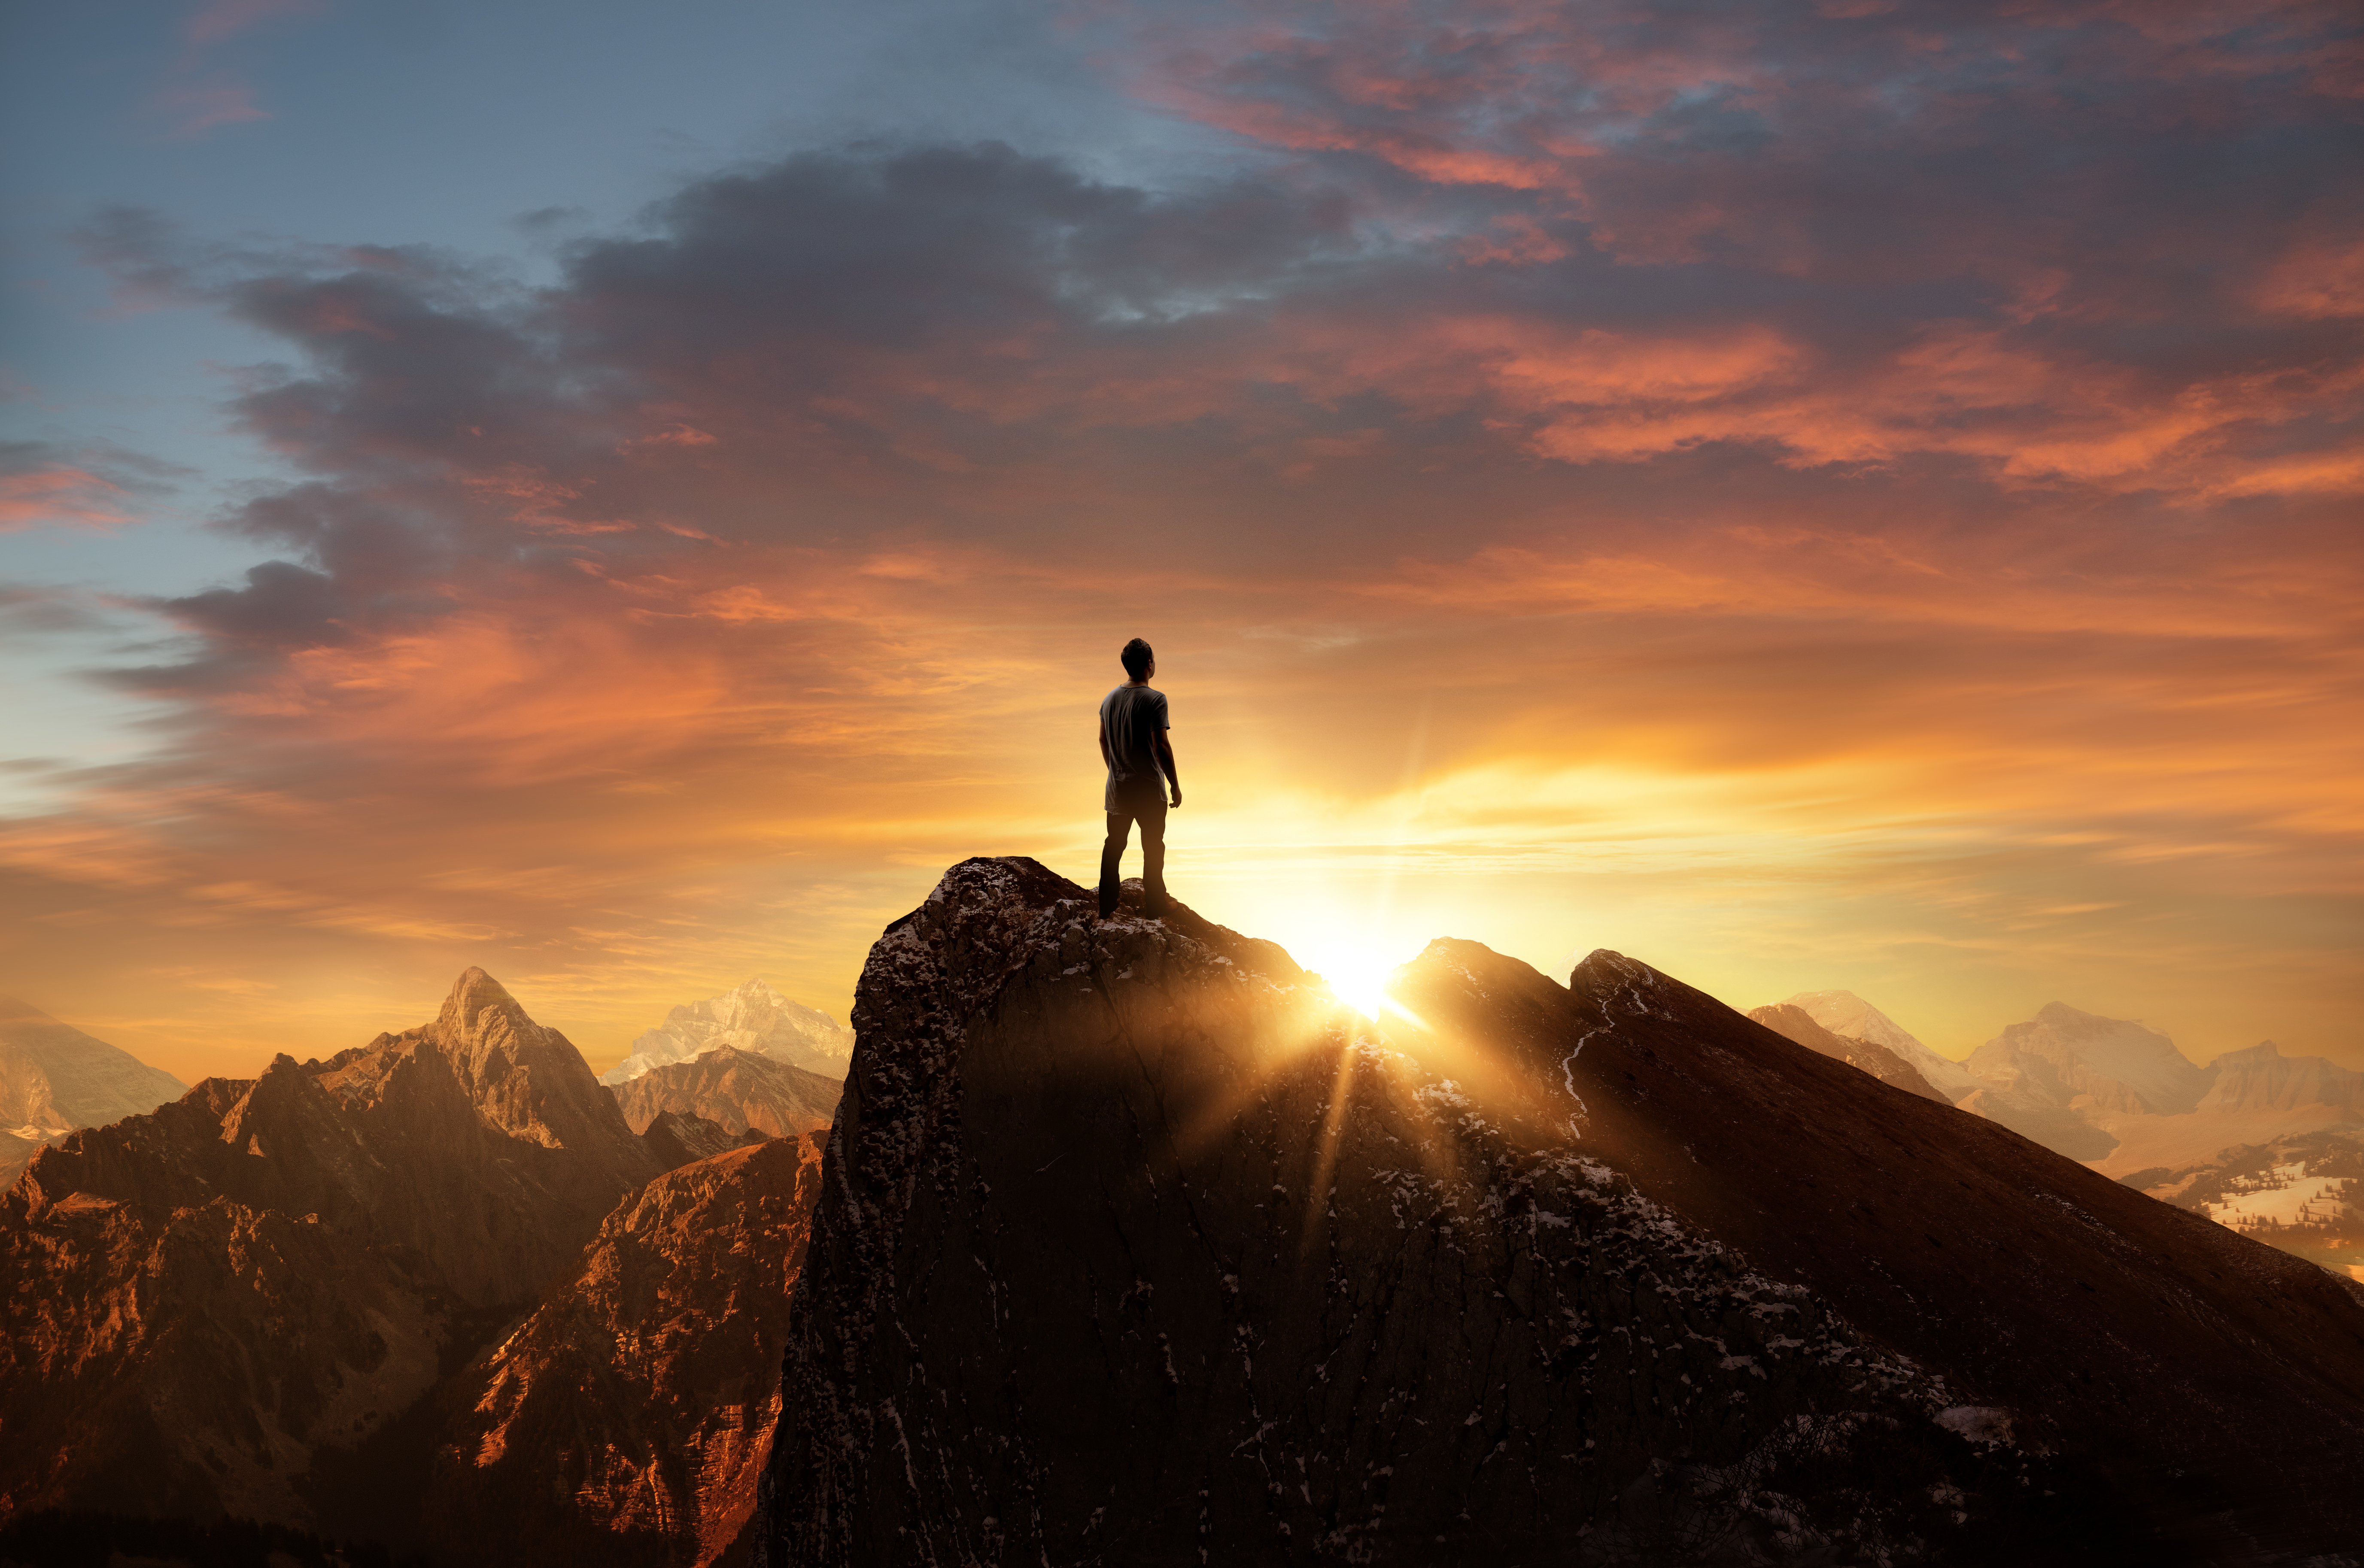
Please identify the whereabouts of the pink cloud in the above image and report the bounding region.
[150,0,323,139]
[155,80,272,138]
[0,466,136,532]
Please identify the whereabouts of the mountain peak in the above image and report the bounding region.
[0,996,55,1026]
[600,973,853,1086]
[440,966,523,1024]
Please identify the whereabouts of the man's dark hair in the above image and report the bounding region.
[1120,638,1154,679]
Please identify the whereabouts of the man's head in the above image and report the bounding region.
[1120,637,1155,680]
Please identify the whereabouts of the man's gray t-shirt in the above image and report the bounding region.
[1100,684,1170,811]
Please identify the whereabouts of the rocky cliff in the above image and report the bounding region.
[0,968,661,1532]
[760,858,2364,1565]
[0,995,187,1184]
[611,1046,842,1140]
[427,1133,826,1567]
[1744,1003,1948,1103]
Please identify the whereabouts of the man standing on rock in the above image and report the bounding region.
[1098,637,1181,920]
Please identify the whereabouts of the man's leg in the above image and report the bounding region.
[1098,811,1133,917]
[1139,797,1168,917]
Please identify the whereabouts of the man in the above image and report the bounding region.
[1098,637,1181,920]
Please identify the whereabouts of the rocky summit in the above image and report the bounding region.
[759,858,2364,1566]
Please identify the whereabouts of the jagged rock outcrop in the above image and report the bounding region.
[643,1107,769,1170]
[760,858,2364,1565]
[611,1046,842,1140]
[0,968,659,1533]
[427,1134,826,1568]
[0,996,186,1184]
[1745,1004,1948,1103]
[603,980,851,1085]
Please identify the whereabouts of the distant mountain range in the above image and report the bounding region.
[599,979,850,1085]
[1768,989,2362,1278]
[1776,989,2359,1166]
[0,997,185,1184]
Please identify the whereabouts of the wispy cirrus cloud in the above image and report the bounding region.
[150,0,325,138]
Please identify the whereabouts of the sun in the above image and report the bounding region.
[1305,949,1395,1020]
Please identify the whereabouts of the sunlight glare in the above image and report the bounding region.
[1299,945,1398,1020]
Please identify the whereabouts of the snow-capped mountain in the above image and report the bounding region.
[1966,1002,2213,1117]
[599,978,851,1085]
[1780,989,1982,1099]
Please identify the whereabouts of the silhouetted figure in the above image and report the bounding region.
[1098,637,1180,919]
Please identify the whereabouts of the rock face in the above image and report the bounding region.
[643,1107,769,1170]
[611,1046,842,1139]
[428,1134,826,1568]
[1744,1004,1948,1103]
[0,968,659,1533]
[760,858,2364,1565]
[603,980,851,1085]
[1781,989,1981,1099]
[0,995,187,1184]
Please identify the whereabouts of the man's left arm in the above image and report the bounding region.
[1155,728,1180,808]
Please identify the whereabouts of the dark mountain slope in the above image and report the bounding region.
[1395,943,2364,1559]
[760,858,2364,1565]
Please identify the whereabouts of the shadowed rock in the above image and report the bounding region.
[758,858,2364,1565]
[642,1107,768,1170]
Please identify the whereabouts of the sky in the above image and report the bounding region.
[2,0,2358,1084]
